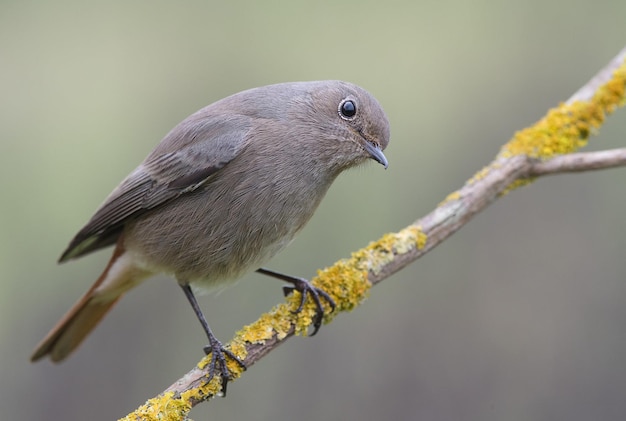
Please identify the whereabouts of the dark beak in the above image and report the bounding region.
[363,141,388,169]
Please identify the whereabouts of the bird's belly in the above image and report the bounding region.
[124,195,308,289]
[187,234,294,292]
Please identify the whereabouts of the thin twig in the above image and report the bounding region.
[527,148,626,176]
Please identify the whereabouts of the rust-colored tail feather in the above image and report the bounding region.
[31,242,151,363]
[30,293,122,362]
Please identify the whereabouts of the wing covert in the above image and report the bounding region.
[59,115,252,262]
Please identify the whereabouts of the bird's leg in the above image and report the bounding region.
[180,284,246,396]
[256,268,336,336]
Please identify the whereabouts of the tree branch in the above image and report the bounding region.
[120,46,626,421]
[527,148,626,176]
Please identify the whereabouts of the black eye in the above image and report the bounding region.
[339,99,357,119]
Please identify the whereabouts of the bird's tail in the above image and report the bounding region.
[31,243,152,362]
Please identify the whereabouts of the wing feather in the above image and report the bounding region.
[59,114,252,262]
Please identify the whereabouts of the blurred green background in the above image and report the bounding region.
[3,1,626,420]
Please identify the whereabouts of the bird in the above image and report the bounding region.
[31,80,390,393]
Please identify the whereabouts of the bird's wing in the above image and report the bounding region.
[59,115,252,262]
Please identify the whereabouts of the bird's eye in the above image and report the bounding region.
[338,99,357,119]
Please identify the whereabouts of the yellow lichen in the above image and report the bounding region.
[467,166,491,185]
[498,178,534,197]
[502,60,626,160]
[492,57,626,196]
[415,226,428,250]
[314,259,370,313]
[234,225,429,340]
[439,190,461,206]
[502,104,590,158]
[354,226,425,270]
[237,301,294,343]
[118,392,190,421]
[179,375,221,403]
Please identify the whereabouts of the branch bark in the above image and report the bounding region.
[120,46,626,421]
[527,148,626,175]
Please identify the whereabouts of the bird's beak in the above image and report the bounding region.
[363,140,388,169]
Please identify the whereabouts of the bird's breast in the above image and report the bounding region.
[124,161,333,289]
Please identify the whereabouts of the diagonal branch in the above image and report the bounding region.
[120,46,626,421]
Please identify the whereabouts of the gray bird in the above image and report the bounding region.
[31,80,390,392]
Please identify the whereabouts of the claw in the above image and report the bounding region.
[203,338,247,396]
[282,285,295,297]
[288,278,335,336]
[257,268,335,336]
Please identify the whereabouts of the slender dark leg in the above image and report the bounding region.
[180,284,246,396]
[256,268,336,336]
